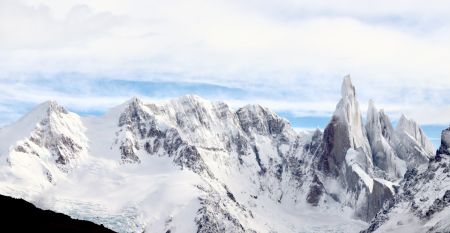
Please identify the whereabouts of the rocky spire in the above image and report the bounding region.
[365,100,405,179]
[437,126,450,156]
[366,100,395,144]
[336,76,372,158]
[321,75,373,176]
[378,109,395,141]
[366,100,381,139]
[319,76,398,221]
[381,114,433,168]
[396,114,434,155]
[341,75,356,99]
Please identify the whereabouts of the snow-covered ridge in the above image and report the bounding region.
[0,76,437,233]
[363,127,450,233]
[0,101,87,197]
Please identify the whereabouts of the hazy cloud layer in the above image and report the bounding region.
[1,0,450,125]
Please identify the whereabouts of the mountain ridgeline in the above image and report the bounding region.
[0,76,446,233]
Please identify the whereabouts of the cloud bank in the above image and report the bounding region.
[0,0,450,126]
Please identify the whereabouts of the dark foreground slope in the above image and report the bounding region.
[0,194,115,233]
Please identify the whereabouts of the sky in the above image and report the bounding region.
[1,0,450,147]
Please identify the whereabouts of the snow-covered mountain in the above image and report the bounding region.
[363,126,450,233]
[0,76,438,233]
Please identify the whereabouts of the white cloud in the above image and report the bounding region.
[0,0,449,125]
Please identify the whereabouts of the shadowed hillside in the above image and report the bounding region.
[0,194,115,233]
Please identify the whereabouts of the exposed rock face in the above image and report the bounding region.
[117,98,151,163]
[306,174,324,206]
[110,95,329,231]
[394,114,434,165]
[3,101,87,185]
[397,114,435,154]
[362,179,395,221]
[115,97,209,174]
[319,77,386,221]
[236,105,288,136]
[19,101,85,168]
[319,76,433,221]
[342,148,387,222]
[195,185,249,233]
[437,127,450,156]
[320,76,373,177]
[365,101,406,180]
[363,127,450,233]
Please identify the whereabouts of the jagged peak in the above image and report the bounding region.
[124,96,144,106]
[118,97,152,116]
[322,75,373,176]
[14,101,70,126]
[366,100,378,122]
[437,126,450,156]
[366,100,381,140]
[239,104,267,112]
[396,113,419,133]
[178,94,204,101]
[171,94,206,105]
[341,75,356,99]
[171,95,230,114]
[110,97,146,114]
[379,110,394,137]
[365,100,395,135]
[398,113,408,122]
[236,104,292,135]
[38,100,68,115]
[165,95,216,111]
[237,104,281,120]
[396,113,428,130]
[333,76,365,129]
[41,100,57,108]
[368,99,375,109]
[396,113,434,154]
[0,101,70,155]
[118,97,152,126]
[334,75,360,122]
[366,101,393,131]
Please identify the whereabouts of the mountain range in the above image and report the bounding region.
[0,75,448,233]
